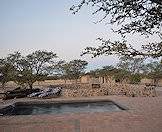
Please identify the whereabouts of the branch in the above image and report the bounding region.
[81,38,162,58]
[70,0,162,36]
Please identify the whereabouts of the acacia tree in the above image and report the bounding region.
[56,59,88,83]
[5,51,58,89]
[143,61,162,85]
[0,59,15,88]
[67,59,88,82]
[71,0,162,58]
[0,52,23,88]
[117,56,144,73]
[117,56,144,83]
[3,52,28,87]
[92,66,117,83]
[88,65,129,83]
[113,69,131,83]
[22,50,57,88]
[54,61,70,83]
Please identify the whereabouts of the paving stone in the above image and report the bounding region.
[0,96,162,132]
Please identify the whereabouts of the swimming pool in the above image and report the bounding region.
[0,101,126,116]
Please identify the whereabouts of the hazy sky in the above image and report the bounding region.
[0,0,160,71]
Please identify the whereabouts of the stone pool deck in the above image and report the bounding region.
[0,95,162,132]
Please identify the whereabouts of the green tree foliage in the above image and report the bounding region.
[89,65,116,78]
[0,59,15,88]
[20,50,57,88]
[143,61,162,85]
[67,60,88,81]
[117,56,144,83]
[1,51,57,89]
[56,59,88,83]
[88,69,100,77]
[89,65,130,83]
[113,69,130,83]
[88,66,116,83]
[0,52,22,88]
[88,57,144,84]
[129,74,142,84]
[117,56,144,73]
[54,61,70,83]
[71,0,162,58]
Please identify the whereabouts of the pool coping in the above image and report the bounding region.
[1,96,162,132]
[0,96,129,116]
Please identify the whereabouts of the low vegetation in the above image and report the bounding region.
[0,51,88,89]
[88,56,162,85]
[0,50,162,90]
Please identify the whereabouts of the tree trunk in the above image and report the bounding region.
[64,79,66,84]
[75,79,78,84]
[1,82,6,91]
[153,79,159,86]
[28,83,33,89]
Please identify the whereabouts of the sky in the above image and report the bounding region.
[0,0,160,71]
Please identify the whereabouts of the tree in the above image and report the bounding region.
[3,50,58,89]
[22,50,57,88]
[91,65,117,83]
[88,65,130,83]
[0,59,15,88]
[56,59,88,83]
[117,56,144,74]
[143,61,162,85]
[113,68,130,83]
[129,73,142,84]
[71,0,162,58]
[54,61,70,83]
[55,59,88,83]
[89,56,145,84]
[67,59,88,82]
[117,56,144,83]
[0,52,22,88]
